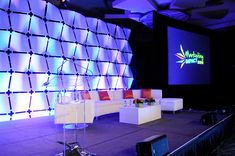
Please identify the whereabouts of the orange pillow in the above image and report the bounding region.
[141,89,152,98]
[81,91,91,100]
[98,91,110,100]
[123,90,133,99]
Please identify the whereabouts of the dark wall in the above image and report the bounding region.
[106,13,234,111]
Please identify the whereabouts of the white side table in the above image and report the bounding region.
[119,104,161,125]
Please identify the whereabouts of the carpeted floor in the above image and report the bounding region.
[0,110,233,156]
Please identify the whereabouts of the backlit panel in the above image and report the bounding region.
[46,21,63,39]
[10,13,30,33]
[47,57,64,73]
[0,10,10,29]
[45,3,62,22]
[0,0,133,121]
[61,10,75,26]
[97,76,109,89]
[0,73,10,92]
[74,29,88,44]
[30,36,48,54]
[46,38,63,56]
[10,73,30,92]
[0,30,10,51]
[62,42,76,58]
[86,31,99,46]
[29,16,47,36]
[0,0,10,10]
[74,12,87,29]
[74,60,89,75]
[29,55,48,73]
[10,93,30,112]
[86,47,99,60]
[10,53,30,72]
[28,0,46,17]
[0,53,10,71]
[97,19,109,34]
[97,62,109,75]
[30,73,49,91]
[61,24,76,42]
[10,0,29,13]
[107,76,118,89]
[74,44,88,59]
[0,94,9,114]
[10,32,30,52]
[86,18,98,32]
[97,48,109,61]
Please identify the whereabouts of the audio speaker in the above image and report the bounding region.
[200,112,217,125]
[136,134,169,156]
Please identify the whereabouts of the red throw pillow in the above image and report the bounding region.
[81,91,91,100]
[98,91,110,100]
[123,90,133,99]
[141,89,152,98]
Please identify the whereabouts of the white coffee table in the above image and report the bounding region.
[119,104,161,125]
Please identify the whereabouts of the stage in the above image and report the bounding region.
[0,109,234,156]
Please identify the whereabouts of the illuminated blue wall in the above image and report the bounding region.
[0,0,133,121]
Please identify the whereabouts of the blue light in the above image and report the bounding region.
[10,73,30,92]
[97,48,109,61]
[0,30,10,51]
[30,36,48,54]
[47,38,63,56]
[74,12,88,29]
[30,16,47,36]
[0,10,10,29]
[61,10,75,26]
[29,55,48,72]
[46,21,63,39]
[10,32,30,52]
[10,53,30,72]
[0,0,9,10]
[107,63,118,75]
[86,18,98,32]
[0,73,10,92]
[28,0,46,17]
[97,62,109,75]
[0,53,10,71]
[10,0,29,13]
[62,42,76,58]
[97,76,109,89]
[86,31,99,46]
[46,3,62,21]
[74,44,88,59]
[30,74,49,91]
[74,29,88,44]
[10,13,30,33]
[86,47,99,60]
[10,93,30,112]
[61,24,75,42]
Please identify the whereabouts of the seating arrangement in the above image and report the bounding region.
[87,89,163,117]
[160,98,183,113]
[54,89,184,125]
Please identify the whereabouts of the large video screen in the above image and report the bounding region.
[168,26,210,85]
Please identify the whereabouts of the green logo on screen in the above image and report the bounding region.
[175,44,204,69]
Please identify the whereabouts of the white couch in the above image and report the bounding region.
[54,89,163,121]
[160,98,183,113]
[89,89,162,117]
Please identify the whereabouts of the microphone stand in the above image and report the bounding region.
[45,58,95,156]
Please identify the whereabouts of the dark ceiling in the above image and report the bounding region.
[48,0,235,32]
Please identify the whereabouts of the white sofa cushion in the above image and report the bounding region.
[132,89,141,98]
[89,91,99,100]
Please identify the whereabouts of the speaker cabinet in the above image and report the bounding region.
[136,134,169,156]
[200,112,218,125]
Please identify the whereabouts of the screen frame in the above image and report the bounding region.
[153,12,214,86]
